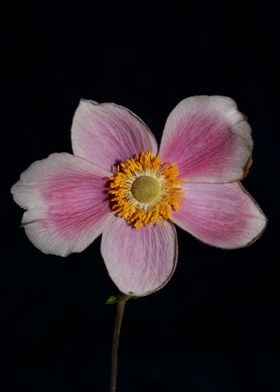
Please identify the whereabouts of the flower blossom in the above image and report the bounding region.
[11,96,267,296]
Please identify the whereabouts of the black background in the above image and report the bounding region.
[1,1,279,391]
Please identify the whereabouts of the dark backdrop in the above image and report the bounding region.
[1,2,279,391]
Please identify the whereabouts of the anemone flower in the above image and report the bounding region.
[11,96,267,297]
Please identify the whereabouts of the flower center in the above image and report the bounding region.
[108,151,184,229]
[131,175,161,203]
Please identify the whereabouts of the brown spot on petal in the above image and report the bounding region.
[228,155,253,183]
[240,112,248,121]
[242,156,253,179]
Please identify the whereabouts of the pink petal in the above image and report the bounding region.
[71,100,158,172]
[171,182,267,248]
[159,96,253,182]
[101,216,178,296]
[11,153,112,256]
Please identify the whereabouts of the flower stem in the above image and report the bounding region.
[110,295,128,392]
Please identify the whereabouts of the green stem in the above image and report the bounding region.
[110,295,128,392]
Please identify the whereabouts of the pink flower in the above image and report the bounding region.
[11,96,267,296]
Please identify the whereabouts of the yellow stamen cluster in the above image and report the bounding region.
[108,151,184,228]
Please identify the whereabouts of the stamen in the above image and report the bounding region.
[108,152,184,228]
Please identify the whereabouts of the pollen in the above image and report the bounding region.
[108,151,184,229]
